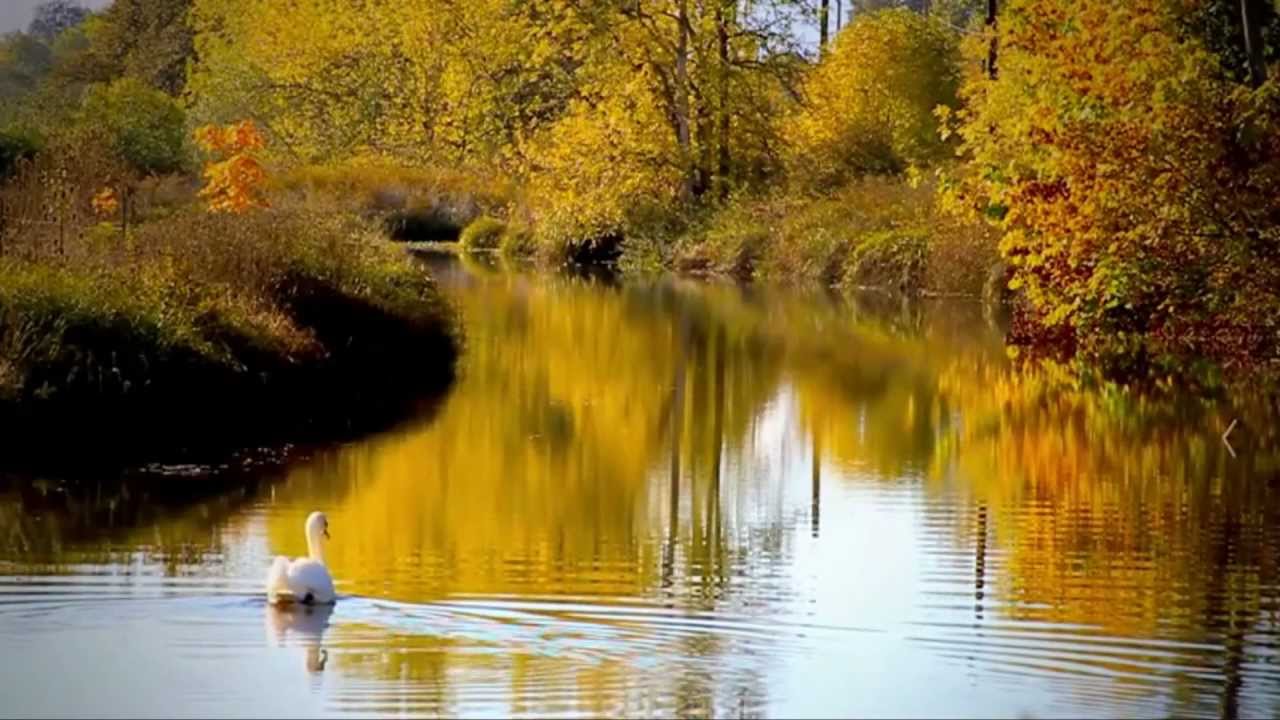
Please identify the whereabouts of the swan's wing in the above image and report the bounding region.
[286,558,337,605]
[266,556,295,605]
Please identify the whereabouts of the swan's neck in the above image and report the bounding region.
[306,533,325,562]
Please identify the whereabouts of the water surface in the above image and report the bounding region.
[2,256,1279,718]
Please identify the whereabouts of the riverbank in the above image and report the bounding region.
[275,163,999,297]
[0,208,458,471]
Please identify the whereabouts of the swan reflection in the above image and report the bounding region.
[266,603,334,673]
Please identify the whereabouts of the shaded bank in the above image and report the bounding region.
[0,210,459,473]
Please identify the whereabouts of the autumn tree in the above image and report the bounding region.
[187,0,808,252]
[188,0,591,165]
[195,120,268,213]
[947,0,1280,376]
[783,9,960,188]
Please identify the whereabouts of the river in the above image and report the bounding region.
[2,254,1278,718]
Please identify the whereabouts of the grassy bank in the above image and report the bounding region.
[635,177,998,296]
[0,208,458,469]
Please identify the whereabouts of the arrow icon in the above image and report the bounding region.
[1222,418,1238,459]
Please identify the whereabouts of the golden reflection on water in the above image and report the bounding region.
[2,258,1280,717]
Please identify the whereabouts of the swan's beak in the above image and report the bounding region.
[324,528,331,539]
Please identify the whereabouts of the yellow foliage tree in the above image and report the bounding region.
[783,8,961,188]
[187,0,584,166]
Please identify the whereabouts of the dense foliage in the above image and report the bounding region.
[783,9,960,186]
[946,0,1280,379]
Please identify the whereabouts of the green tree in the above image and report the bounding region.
[68,0,195,95]
[81,77,187,174]
[0,33,55,108]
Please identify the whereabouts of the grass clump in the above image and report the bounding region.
[459,216,507,251]
[499,222,535,257]
[846,229,927,293]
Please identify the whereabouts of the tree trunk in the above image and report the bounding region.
[835,0,842,32]
[819,0,830,54]
[986,0,998,79]
[1242,0,1268,88]
[675,0,694,202]
[716,0,732,199]
[694,88,711,197]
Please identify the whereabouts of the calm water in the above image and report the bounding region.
[3,255,1280,718]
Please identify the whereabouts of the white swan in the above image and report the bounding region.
[267,511,336,606]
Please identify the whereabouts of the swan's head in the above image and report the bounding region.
[306,511,330,544]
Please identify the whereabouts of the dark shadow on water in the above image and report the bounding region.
[385,208,463,243]
[560,259,621,287]
[0,382,453,562]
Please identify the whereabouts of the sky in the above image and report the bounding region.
[0,0,109,35]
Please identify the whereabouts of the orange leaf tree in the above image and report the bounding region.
[195,120,270,213]
[91,187,120,217]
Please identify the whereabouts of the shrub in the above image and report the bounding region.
[0,127,42,179]
[459,215,506,251]
[673,201,767,278]
[750,179,935,283]
[847,229,927,293]
[274,161,514,225]
[0,209,454,398]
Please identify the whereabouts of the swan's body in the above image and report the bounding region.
[267,511,336,606]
